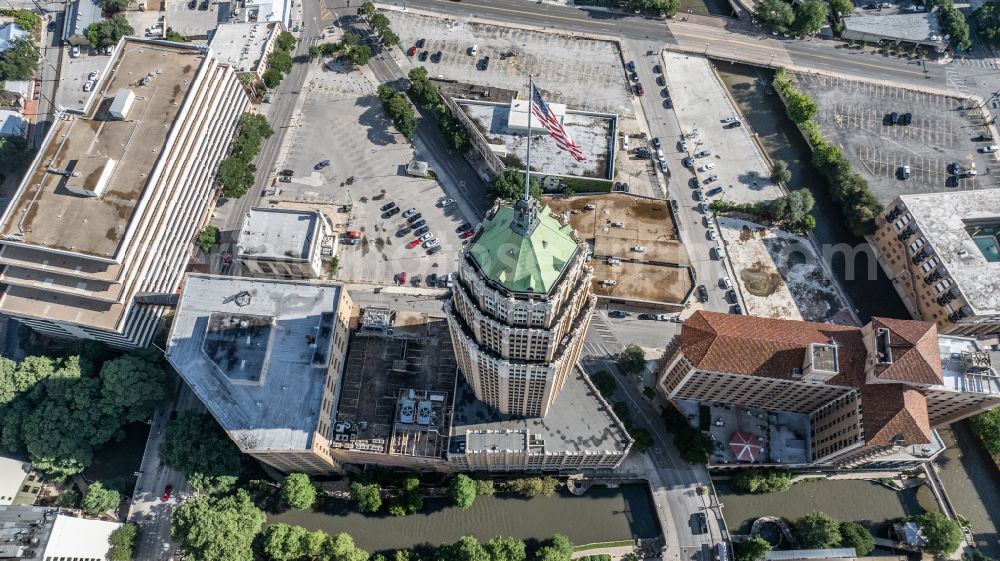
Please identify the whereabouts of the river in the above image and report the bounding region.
[712,61,909,322]
[934,423,1000,558]
[267,485,661,553]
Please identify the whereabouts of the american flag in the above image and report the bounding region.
[530,85,586,162]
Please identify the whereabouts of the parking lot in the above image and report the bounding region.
[270,61,476,286]
[55,46,114,110]
[386,11,633,117]
[793,72,1000,200]
[165,0,228,38]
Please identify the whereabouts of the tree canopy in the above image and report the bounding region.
[768,189,815,225]
[0,37,39,81]
[534,535,573,561]
[87,16,134,48]
[731,469,792,494]
[617,344,646,375]
[101,0,130,16]
[263,524,327,561]
[734,536,772,561]
[971,409,1000,454]
[377,85,418,138]
[0,135,36,174]
[449,474,476,509]
[484,537,526,561]
[107,523,138,561]
[82,481,121,515]
[974,1,1000,48]
[754,0,794,33]
[158,411,243,494]
[770,160,792,185]
[282,473,317,510]
[172,490,265,561]
[912,512,962,556]
[792,0,827,34]
[351,482,381,513]
[636,0,681,16]
[486,169,541,203]
[589,370,616,399]
[839,522,874,556]
[795,512,842,549]
[828,0,853,15]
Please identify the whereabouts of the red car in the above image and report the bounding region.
[406,239,421,249]
[162,485,172,502]
[407,46,417,56]
[635,83,644,96]
[460,229,475,239]
[397,272,407,285]
[346,231,362,239]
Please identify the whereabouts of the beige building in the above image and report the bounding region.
[209,22,285,79]
[658,311,1000,469]
[237,208,334,279]
[447,197,596,417]
[166,275,354,474]
[869,190,1000,336]
[0,38,249,348]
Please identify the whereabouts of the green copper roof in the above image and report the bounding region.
[468,204,579,295]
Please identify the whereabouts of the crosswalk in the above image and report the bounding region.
[584,313,622,358]
[954,57,1000,69]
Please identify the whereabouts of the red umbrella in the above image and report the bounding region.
[729,431,763,462]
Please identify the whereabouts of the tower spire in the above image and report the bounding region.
[512,76,539,237]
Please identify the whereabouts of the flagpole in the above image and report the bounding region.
[524,75,532,203]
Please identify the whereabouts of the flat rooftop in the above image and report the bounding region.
[450,368,631,455]
[544,194,693,304]
[335,312,458,459]
[901,190,1000,315]
[843,12,944,45]
[210,22,277,73]
[238,207,318,261]
[459,100,614,179]
[938,334,1000,394]
[0,39,207,259]
[166,275,344,453]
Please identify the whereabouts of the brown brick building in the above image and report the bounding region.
[657,311,1000,469]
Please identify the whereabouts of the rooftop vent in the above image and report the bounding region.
[875,327,893,365]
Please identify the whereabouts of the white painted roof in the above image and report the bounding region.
[0,455,29,506]
[42,515,120,561]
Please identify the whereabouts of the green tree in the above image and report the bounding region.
[839,522,874,556]
[0,8,41,31]
[238,113,274,140]
[475,479,495,496]
[534,535,572,561]
[376,85,418,138]
[828,0,853,15]
[484,537,526,561]
[770,160,792,185]
[796,512,842,549]
[346,44,372,67]
[0,135,36,173]
[617,344,646,375]
[308,45,321,61]
[350,481,382,513]
[438,537,489,561]
[589,370,617,399]
[159,411,243,494]
[408,67,438,108]
[165,29,188,42]
[974,1,1000,48]
[754,0,795,32]
[196,225,220,253]
[449,474,476,509]
[971,408,1000,454]
[98,354,168,424]
[216,157,255,198]
[793,0,827,34]
[628,427,654,453]
[0,37,39,81]
[81,481,121,515]
[282,473,317,510]
[263,68,283,88]
[107,523,138,561]
[276,31,297,52]
[486,169,541,203]
[171,490,265,561]
[936,0,971,50]
[734,537,772,561]
[397,476,423,514]
[87,16,134,48]
[731,469,792,494]
[769,189,815,224]
[263,524,326,561]
[101,0,130,16]
[639,0,681,16]
[268,49,293,74]
[324,531,370,561]
[912,512,962,556]
[358,1,376,19]
[786,90,817,123]
[55,489,79,508]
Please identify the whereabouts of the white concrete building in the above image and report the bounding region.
[237,207,333,279]
[0,38,250,348]
[42,515,121,561]
[0,455,31,505]
[209,21,285,78]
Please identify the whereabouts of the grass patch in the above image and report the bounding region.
[572,540,636,552]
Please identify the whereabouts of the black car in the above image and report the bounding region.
[315,159,331,170]
[901,112,912,125]
[889,112,899,125]
[388,206,400,216]
[427,273,438,286]
[609,310,629,318]
[412,219,427,229]
[414,225,429,236]
[418,51,429,61]
[723,120,740,128]
[653,64,661,73]
[416,38,426,48]
[407,213,423,223]
[664,98,673,109]
[638,313,656,320]
[457,222,473,232]
[652,137,662,149]
[656,75,666,86]
[976,133,994,142]
[188,0,195,7]
[199,0,208,9]
[697,285,709,302]
[381,201,396,211]
[431,51,442,62]
[626,60,636,73]
[396,226,412,237]
[279,169,294,177]
[47,20,57,32]
[427,245,442,255]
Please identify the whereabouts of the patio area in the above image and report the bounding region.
[676,400,812,465]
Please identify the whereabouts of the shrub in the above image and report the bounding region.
[350,481,381,513]
[731,469,792,494]
[377,85,418,138]
[839,522,875,556]
[281,473,317,510]
[195,226,219,253]
[450,474,476,509]
[795,512,842,549]
[590,370,617,399]
[82,482,121,515]
[617,344,646,375]
[735,537,772,561]
[912,512,962,556]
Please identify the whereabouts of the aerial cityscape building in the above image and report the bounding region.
[0,38,249,348]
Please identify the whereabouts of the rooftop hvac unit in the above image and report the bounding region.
[108,88,135,119]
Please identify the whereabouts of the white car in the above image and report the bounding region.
[980,145,999,153]
[698,163,716,172]
[423,238,440,249]
[631,246,646,252]
[441,198,454,207]
[722,116,737,123]
[708,230,718,240]
[419,232,434,242]
[70,45,80,58]
[88,70,99,81]
[659,159,668,173]
[83,80,95,92]
[679,141,688,152]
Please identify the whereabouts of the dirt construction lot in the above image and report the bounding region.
[386,11,633,117]
[544,194,692,304]
[793,72,1000,201]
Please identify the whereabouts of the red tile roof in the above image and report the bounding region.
[860,384,932,445]
[871,318,943,386]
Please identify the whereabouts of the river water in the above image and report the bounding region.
[934,424,1000,557]
[712,61,909,322]
[267,485,661,553]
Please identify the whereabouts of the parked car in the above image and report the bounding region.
[280,169,295,177]
[721,277,733,289]
[407,46,417,56]
[652,137,661,149]
[396,226,412,238]
[381,201,396,211]
[419,232,434,242]
[70,45,80,58]
[457,222,473,232]
[698,163,716,172]
[397,272,408,285]
[414,225,429,236]
[695,149,712,158]
[460,229,475,239]
[706,186,723,196]
[83,80,95,92]
[427,273,439,285]
[88,70,100,81]
[407,239,421,249]
[423,238,440,249]
[412,219,427,229]
[679,140,688,152]
[659,159,669,173]
[314,159,331,170]
[407,213,423,223]
[609,310,629,318]
[416,38,426,48]
[431,50,442,62]
[900,112,912,125]
[975,133,994,142]
[635,83,644,96]
[162,485,173,502]
[346,230,362,239]
[638,313,655,320]
[682,157,694,167]
[419,51,429,61]
[697,285,709,302]
[441,198,454,207]
[724,120,741,128]
[900,165,910,179]
[402,207,417,218]
[703,175,718,185]
[980,145,999,153]
[722,116,737,123]
[427,245,442,255]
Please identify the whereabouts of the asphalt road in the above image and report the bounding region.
[390,0,1000,101]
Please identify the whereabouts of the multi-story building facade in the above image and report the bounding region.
[209,22,285,80]
[166,275,354,475]
[869,190,1000,336]
[237,207,333,279]
[0,38,249,348]
[446,197,596,417]
[658,311,1000,469]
